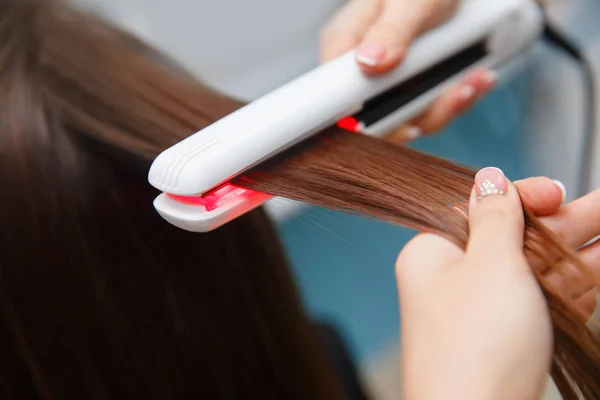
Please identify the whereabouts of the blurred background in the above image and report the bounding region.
[69,0,600,398]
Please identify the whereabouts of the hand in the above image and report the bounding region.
[321,0,498,142]
[396,167,554,400]
[512,178,600,319]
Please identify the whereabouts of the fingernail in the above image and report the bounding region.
[553,179,567,203]
[404,125,421,140]
[483,70,498,86]
[475,167,508,200]
[356,43,386,67]
[384,125,421,144]
[460,85,476,101]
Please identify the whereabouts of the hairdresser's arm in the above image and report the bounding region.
[321,0,497,141]
[397,167,553,400]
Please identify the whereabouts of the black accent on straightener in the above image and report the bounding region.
[354,40,488,127]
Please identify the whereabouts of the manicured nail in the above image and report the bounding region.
[384,125,421,144]
[483,70,498,86]
[553,179,567,203]
[356,43,386,67]
[475,167,508,200]
[460,85,476,101]
[404,125,421,140]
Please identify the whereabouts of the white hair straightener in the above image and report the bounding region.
[148,0,544,232]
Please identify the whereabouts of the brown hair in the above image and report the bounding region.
[0,1,347,399]
[2,0,600,398]
[238,127,600,398]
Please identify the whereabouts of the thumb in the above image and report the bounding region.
[396,233,464,295]
[467,167,526,260]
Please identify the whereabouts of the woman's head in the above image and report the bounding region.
[0,1,345,398]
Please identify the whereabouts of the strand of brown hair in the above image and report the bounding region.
[236,128,600,399]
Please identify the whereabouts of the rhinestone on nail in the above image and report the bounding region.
[478,179,504,200]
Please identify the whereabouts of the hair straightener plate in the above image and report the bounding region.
[148,0,543,232]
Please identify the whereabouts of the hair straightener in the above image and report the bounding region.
[148,0,544,232]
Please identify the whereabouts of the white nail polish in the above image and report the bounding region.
[475,166,504,181]
[356,55,378,67]
[553,179,567,203]
[460,85,476,100]
[483,70,498,85]
[404,126,421,140]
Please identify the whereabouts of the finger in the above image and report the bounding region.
[382,69,497,143]
[383,125,422,144]
[578,238,600,280]
[396,232,463,292]
[514,177,566,217]
[355,0,458,74]
[467,167,525,260]
[409,69,498,134]
[320,0,382,63]
[510,177,566,275]
[545,239,600,301]
[540,188,600,249]
[575,288,598,321]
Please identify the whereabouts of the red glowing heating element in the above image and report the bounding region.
[336,116,360,132]
[167,184,254,212]
[168,117,359,212]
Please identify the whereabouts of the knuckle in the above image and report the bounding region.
[472,200,519,227]
[432,0,459,15]
[395,247,415,281]
[395,235,432,279]
[417,0,448,27]
[486,204,514,221]
[438,0,460,15]
[420,114,449,134]
[419,1,438,19]
[543,266,584,299]
[394,256,406,282]
[395,233,453,280]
